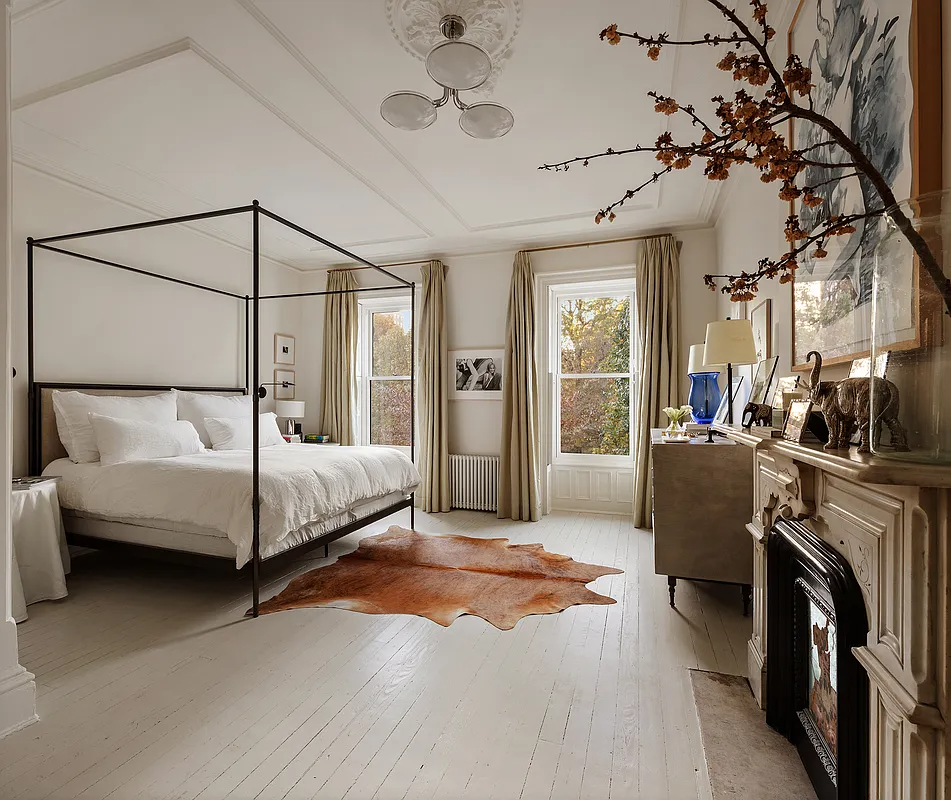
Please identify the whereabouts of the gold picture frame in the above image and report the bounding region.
[788,0,942,370]
[782,399,814,443]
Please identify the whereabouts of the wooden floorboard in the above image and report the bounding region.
[7,510,751,800]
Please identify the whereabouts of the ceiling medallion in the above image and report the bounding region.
[386,0,522,96]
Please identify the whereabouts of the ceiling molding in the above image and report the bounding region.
[13,39,192,111]
[235,0,475,233]
[14,150,305,276]
[13,37,436,241]
[11,0,70,23]
[302,220,718,271]
[467,199,654,232]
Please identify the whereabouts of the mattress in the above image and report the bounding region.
[44,444,421,567]
[61,492,407,560]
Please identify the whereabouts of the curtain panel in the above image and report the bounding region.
[498,251,542,522]
[418,260,450,512]
[319,269,358,446]
[632,234,682,528]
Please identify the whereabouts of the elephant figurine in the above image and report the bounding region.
[742,401,773,428]
[805,351,909,454]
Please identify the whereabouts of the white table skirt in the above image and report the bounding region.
[12,481,70,623]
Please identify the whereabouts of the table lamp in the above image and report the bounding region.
[703,319,757,424]
[687,343,723,425]
[275,400,305,436]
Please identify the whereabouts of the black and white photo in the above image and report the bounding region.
[450,349,504,400]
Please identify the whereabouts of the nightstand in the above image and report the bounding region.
[11,477,70,622]
[650,429,753,614]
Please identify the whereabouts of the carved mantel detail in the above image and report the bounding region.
[757,454,816,533]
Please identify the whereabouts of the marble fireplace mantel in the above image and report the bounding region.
[713,424,950,800]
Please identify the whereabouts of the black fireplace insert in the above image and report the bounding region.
[766,519,869,800]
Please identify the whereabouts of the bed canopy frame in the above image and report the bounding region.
[26,200,416,617]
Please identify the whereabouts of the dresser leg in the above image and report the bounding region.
[668,576,677,607]
[324,544,329,559]
[742,584,752,617]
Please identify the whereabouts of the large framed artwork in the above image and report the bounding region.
[788,0,941,369]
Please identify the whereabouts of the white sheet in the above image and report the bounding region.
[44,445,420,567]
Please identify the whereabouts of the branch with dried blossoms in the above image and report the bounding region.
[541,0,951,318]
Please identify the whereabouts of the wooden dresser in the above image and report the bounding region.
[649,428,753,612]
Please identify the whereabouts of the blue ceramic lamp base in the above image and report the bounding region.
[688,372,722,425]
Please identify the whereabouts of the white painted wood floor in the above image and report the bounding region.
[3,510,751,800]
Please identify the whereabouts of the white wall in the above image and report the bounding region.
[11,165,306,474]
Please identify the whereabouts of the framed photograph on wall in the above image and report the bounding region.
[788,0,941,369]
[450,350,504,400]
[749,299,771,362]
[274,369,295,400]
[274,333,296,366]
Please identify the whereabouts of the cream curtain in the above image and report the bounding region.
[418,260,450,512]
[633,235,682,528]
[498,251,542,522]
[319,270,358,446]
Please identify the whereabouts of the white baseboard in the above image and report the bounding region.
[0,663,37,739]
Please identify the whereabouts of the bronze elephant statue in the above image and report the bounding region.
[806,351,909,454]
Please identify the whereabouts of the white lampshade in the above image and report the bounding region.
[275,400,305,419]
[688,343,722,375]
[703,319,757,366]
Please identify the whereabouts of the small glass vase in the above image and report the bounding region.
[663,420,689,440]
[871,190,951,463]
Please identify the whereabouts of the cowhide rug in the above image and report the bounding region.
[253,525,623,630]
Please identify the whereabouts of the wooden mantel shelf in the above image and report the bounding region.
[712,423,951,488]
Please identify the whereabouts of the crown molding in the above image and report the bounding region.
[11,0,69,23]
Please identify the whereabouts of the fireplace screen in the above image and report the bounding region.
[807,597,838,758]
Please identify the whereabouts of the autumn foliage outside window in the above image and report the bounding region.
[558,293,633,457]
[367,308,412,447]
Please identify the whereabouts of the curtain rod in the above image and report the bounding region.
[326,232,669,273]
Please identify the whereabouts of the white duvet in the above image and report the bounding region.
[44,444,421,567]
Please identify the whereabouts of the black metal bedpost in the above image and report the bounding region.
[27,237,36,475]
[410,280,416,530]
[251,203,261,617]
[244,295,250,395]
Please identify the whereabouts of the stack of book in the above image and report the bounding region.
[303,434,331,444]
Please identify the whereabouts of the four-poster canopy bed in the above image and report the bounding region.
[26,201,420,617]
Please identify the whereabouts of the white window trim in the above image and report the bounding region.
[547,276,637,469]
[357,293,413,455]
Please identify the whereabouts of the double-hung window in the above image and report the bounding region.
[357,296,412,450]
[553,282,635,460]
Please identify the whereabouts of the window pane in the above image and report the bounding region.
[370,380,411,446]
[372,311,412,377]
[560,296,631,374]
[560,377,630,455]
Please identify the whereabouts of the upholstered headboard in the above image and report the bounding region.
[31,383,247,473]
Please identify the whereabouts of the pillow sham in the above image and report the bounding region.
[52,390,177,463]
[174,390,252,447]
[89,414,204,466]
[203,412,286,451]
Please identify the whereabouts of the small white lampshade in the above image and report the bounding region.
[275,400,305,419]
[688,343,722,375]
[703,319,757,366]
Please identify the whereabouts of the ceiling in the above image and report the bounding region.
[10,0,739,269]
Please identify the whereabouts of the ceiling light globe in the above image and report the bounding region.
[425,40,492,90]
[459,102,515,139]
[380,91,437,131]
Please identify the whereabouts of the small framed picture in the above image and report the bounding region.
[749,356,780,405]
[783,399,814,443]
[450,349,504,400]
[848,353,889,378]
[749,299,772,361]
[274,369,295,400]
[274,333,296,366]
[771,376,801,409]
[713,376,746,424]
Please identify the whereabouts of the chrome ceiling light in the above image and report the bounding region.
[380,14,514,139]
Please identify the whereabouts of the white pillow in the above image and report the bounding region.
[89,414,204,466]
[52,390,177,463]
[174,390,252,447]
[203,412,286,451]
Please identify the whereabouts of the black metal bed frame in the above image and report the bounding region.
[27,201,417,617]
